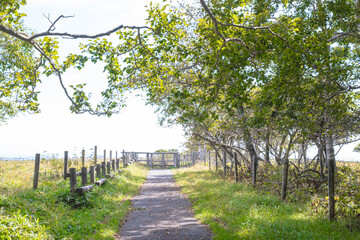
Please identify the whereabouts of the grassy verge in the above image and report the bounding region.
[0,163,148,239]
[174,165,360,240]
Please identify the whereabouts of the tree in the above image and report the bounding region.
[155,149,168,153]
[0,0,150,122]
[197,0,360,220]
[77,2,360,218]
[3,0,360,221]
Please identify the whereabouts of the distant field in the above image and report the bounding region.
[0,155,111,196]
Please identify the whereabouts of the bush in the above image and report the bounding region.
[56,187,95,209]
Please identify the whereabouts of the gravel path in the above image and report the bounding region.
[117,169,213,240]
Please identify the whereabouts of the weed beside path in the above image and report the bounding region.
[0,164,148,239]
[173,165,360,240]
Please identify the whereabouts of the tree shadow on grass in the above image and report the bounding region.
[174,169,360,240]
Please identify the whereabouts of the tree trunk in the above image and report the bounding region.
[319,144,325,180]
[265,132,271,164]
[234,152,239,182]
[244,126,258,186]
[223,149,227,176]
[325,131,336,220]
[236,105,258,186]
[281,134,294,202]
[281,157,289,201]
[248,144,257,186]
[302,142,308,168]
[210,143,221,171]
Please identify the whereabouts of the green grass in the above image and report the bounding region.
[0,163,148,239]
[174,165,360,240]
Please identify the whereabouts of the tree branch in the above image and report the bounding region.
[0,19,152,116]
[199,0,298,53]
[43,14,74,32]
[30,25,151,40]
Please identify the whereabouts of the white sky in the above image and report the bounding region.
[0,0,186,158]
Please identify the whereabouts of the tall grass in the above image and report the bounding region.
[0,160,35,195]
[174,165,360,240]
[0,162,147,239]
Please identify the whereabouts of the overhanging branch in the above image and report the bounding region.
[0,18,151,116]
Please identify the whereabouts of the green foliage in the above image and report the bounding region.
[174,165,360,239]
[353,143,360,153]
[0,162,147,239]
[309,162,360,228]
[0,1,43,123]
[155,149,168,153]
[0,209,51,240]
[0,0,27,25]
[168,148,178,152]
[56,188,94,209]
[0,31,40,123]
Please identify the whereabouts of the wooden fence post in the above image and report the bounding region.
[215,151,218,171]
[63,151,68,180]
[116,151,119,169]
[94,146,97,166]
[150,153,153,168]
[101,162,106,176]
[33,153,40,190]
[69,168,77,193]
[96,164,101,178]
[110,150,112,168]
[204,149,206,165]
[90,166,95,184]
[208,150,211,170]
[161,153,165,168]
[81,167,87,186]
[82,149,85,168]
[107,162,111,174]
[223,150,227,176]
[234,152,238,182]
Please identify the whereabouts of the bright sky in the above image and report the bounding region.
[0,0,186,158]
